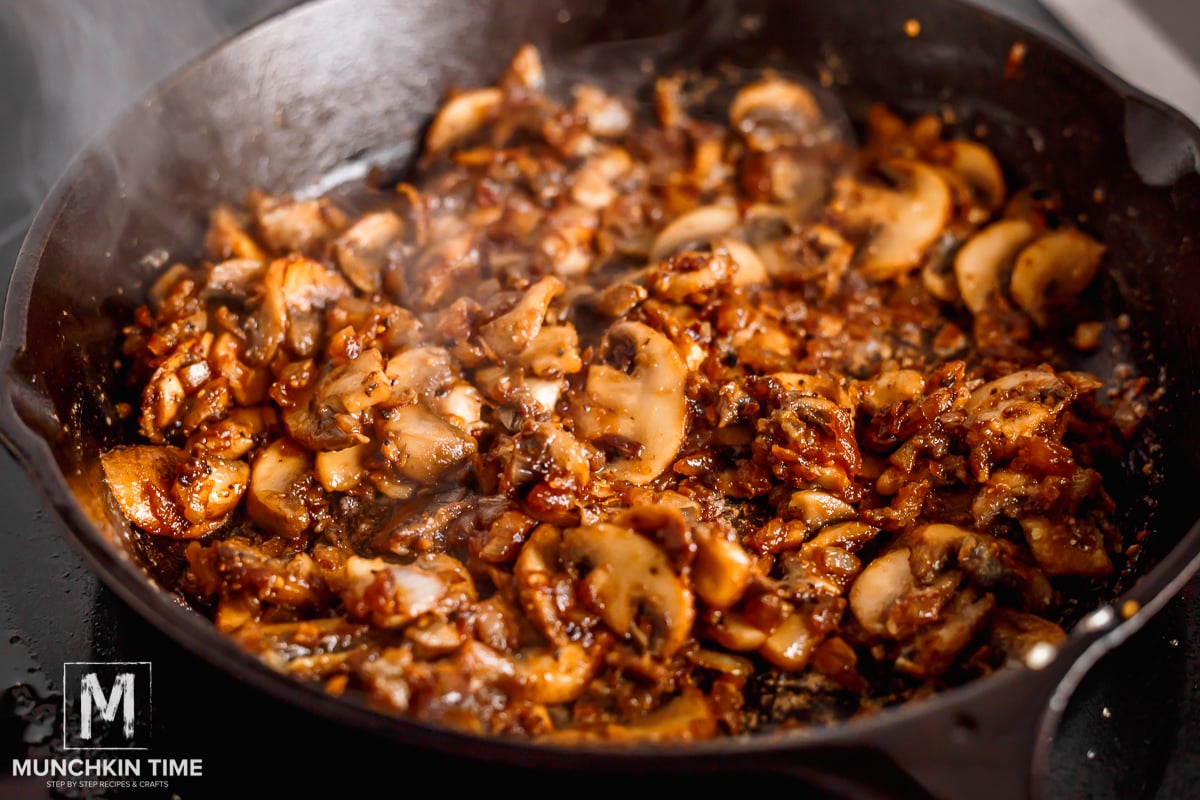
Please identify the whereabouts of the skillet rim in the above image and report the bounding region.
[1,0,1199,766]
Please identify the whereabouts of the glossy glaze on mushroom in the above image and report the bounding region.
[101,46,1141,739]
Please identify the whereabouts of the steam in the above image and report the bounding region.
[0,0,294,239]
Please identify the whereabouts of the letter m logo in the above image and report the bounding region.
[63,662,152,750]
[80,672,135,739]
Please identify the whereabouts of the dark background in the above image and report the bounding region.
[2,1,1198,797]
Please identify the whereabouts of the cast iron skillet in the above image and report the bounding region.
[2,0,1200,797]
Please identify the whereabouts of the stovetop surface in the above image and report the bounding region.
[2,1,1198,797]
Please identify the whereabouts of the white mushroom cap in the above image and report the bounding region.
[954,219,1037,314]
[575,321,688,485]
[1010,229,1105,327]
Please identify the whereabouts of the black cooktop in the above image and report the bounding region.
[2,1,1198,797]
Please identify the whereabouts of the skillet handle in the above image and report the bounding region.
[747,620,1115,800]
[860,664,1068,800]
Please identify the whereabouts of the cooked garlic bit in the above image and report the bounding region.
[106,43,1136,740]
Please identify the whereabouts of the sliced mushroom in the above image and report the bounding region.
[246,438,314,539]
[205,258,268,299]
[759,612,821,671]
[856,369,926,416]
[990,608,1067,663]
[692,522,754,609]
[832,160,952,281]
[573,85,632,138]
[648,250,736,302]
[585,688,717,743]
[573,322,688,485]
[205,205,267,261]
[280,254,354,314]
[333,211,405,293]
[705,609,770,651]
[848,547,914,637]
[780,521,882,597]
[172,454,251,528]
[514,524,576,646]
[101,445,245,539]
[250,193,347,256]
[339,553,475,629]
[503,43,545,91]
[712,236,770,286]
[944,140,1007,218]
[562,521,694,656]
[385,346,458,402]
[789,489,857,527]
[425,87,504,155]
[480,276,564,360]
[729,77,822,152]
[515,642,605,704]
[964,369,1071,450]
[283,349,390,451]
[518,325,582,377]
[187,406,276,460]
[1019,516,1113,577]
[314,442,372,492]
[380,404,477,484]
[954,219,1037,314]
[649,204,739,264]
[1009,229,1105,327]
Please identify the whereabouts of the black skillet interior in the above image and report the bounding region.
[2,0,1200,797]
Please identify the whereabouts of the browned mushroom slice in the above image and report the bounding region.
[848,547,914,637]
[205,204,266,261]
[501,43,545,92]
[562,521,695,656]
[729,77,823,152]
[282,351,388,452]
[514,524,577,646]
[246,438,314,539]
[339,553,476,629]
[954,219,1037,314]
[323,348,392,413]
[963,370,1072,459]
[314,442,372,492]
[779,521,882,597]
[943,140,1007,219]
[514,642,606,704]
[832,159,952,281]
[101,445,246,539]
[205,258,268,298]
[280,254,353,315]
[602,688,718,742]
[244,256,351,365]
[648,204,739,264]
[989,608,1067,663]
[648,250,737,302]
[173,454,251,528]
[712,237,770,286]
[1009,229,1105,327]
[380,404,477,484]
[855,369,926,416]
[573,85,632,138]
[385,346,458,401]
[250,192,347,256]
[759,612,823,671]
[480,276,565,360]
[333,210,405,293]
[692,522,754,609]
[1019,516,1113,577]
[425,87,504,155]
[573,321,688,485]
[187,406,276,460]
